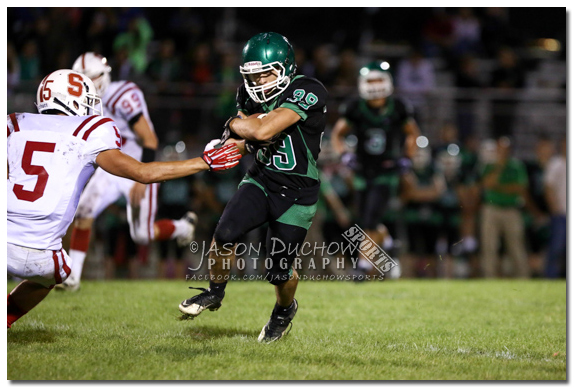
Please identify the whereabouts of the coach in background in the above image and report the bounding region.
[7,70,242,329]
[479,136,529,278]
[543,137,567,278]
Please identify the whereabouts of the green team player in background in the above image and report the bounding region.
[400,145,446,278]
[331,61,420,276]
[178,32,328,343]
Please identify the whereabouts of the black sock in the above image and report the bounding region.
[209,281,227,298]
[274,301,294,315]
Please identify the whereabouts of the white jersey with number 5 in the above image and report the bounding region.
[102,80,155,160]
[7,113,121,250]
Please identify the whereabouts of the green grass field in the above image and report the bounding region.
[7,279,566,380]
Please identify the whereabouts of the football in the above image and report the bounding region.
[246,113,267,120]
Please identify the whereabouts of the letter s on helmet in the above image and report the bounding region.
[36,69,103,117]
[239,32,297,103]
[72,52,112,95]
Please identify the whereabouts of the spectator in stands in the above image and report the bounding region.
[421,8,455,59]
[146,38,182,94]
[543,137,567,278]
[306,44,337,88]
[489,46,526,138]
[523,133,554,276]
[111,44,135,81]
[456,133,481,277]
[18,39,41,82]
[214,49,242,122]
[454,54,484,139]
[187,42,214,84]
[295,47,314,78]
[113,15,153,76]
[333,48,358,89]
[479,136,529,278]
[480,8,514,57]
[452,7,483,56]
[85,8,118,56]
[7,41,20,97]
[396,47,436,117]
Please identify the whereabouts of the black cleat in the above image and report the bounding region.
[258,299,298,343]
[179,287,223,319]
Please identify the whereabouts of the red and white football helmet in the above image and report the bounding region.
[72,52,112,95]
[36,69,103,117]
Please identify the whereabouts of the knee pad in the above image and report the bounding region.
[213,222,241,245]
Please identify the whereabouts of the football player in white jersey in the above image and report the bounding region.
[58,52,193,291]
[7,69,242,328]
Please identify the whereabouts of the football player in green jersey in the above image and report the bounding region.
[331,61,420,276]
[179,32,328,343]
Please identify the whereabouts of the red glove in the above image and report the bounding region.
[202,143,242,171]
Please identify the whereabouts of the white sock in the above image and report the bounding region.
[358,258,372,270]
[69,249,87,281]
[383,235,394,251]
[171,219,194,240]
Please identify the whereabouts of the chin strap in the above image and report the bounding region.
[52,97,79,116]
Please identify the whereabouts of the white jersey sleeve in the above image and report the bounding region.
[76,116,123,161]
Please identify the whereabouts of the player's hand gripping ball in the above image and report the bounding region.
[202,143,242,172]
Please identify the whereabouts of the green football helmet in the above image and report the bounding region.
[358,61,394,100]
[239,32,296,103]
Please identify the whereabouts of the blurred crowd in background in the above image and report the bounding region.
[7,7,567,280]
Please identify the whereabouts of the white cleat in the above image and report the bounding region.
[176,211,198,247]
[54,275,80,292]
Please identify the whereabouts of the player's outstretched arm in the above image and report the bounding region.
[95,143,241,183]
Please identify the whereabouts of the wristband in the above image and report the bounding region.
[142,147,156,163]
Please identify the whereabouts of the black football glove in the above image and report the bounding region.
[219,115,242,147]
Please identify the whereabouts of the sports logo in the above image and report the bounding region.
[342,224,397,276]
[243,61,263,70]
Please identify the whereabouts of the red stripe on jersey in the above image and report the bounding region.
[9,113,20,132]
[108,84,138,116]
[82,117,114,140]
[7,126,10,137]
[52,251,62,284]
[81,53,86,70]
[60,250,71,277]
[73,115,98,137]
